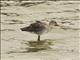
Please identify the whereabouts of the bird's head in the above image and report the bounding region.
[49,20,59,26]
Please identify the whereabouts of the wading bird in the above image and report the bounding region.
[20,20,59,42]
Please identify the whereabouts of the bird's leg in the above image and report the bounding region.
[37,35,40,42]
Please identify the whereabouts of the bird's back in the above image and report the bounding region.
[21,21,47,35]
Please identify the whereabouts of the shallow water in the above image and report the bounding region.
[1,1,80,60]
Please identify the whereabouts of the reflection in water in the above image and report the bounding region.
[6,40,54,53]
[26,40,53,52]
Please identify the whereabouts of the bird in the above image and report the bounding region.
[20,20,59,42]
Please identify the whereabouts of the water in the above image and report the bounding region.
[1,1,80,60]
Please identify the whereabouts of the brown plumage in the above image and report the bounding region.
[21,20,59,42]
[21,21,47,41]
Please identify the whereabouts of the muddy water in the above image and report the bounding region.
[1,1,80,60]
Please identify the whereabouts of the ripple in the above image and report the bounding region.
[1,29,15,31]
[2,19,24,25]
